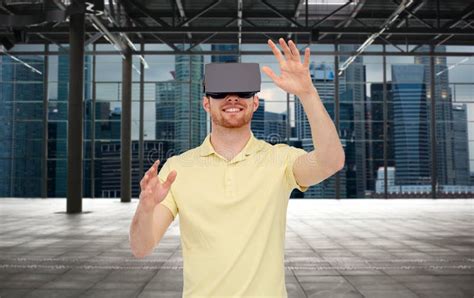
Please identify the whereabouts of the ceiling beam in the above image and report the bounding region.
[27,26,474,35]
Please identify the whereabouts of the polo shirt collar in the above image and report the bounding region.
[199,131,263,160]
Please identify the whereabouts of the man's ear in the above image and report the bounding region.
[202,96,210,113]
[253,95,259,112]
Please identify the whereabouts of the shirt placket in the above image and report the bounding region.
[224,162,234,198]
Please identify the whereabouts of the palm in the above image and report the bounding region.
[139,160,177,209]
[262,38,314,97]
[152,180,171,204]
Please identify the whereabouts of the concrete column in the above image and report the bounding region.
[67,5,84,213]
[121,48,132,202]
[42,43,49,199]
[334,44,340,200]
[430,45,438,198]
[139,42,145,181]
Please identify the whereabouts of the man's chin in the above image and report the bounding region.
[213,119,249,129]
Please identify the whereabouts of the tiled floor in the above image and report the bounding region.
[0,198,473,298]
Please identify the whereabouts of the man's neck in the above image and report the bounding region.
[209,125,252,161]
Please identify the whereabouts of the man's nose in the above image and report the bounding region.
[226,94,240,101]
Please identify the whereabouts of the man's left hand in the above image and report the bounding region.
[262,38,316,99]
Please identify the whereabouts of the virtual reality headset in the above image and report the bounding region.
[203,63,261,99]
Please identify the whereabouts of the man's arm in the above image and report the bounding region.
[129,202,174,258]
[293,88,345,187]
[262,38,345,187]
[129,160,177,258]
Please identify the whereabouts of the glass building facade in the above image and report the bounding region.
[1,43,473,199]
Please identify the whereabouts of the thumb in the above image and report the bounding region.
[162,170,177,190]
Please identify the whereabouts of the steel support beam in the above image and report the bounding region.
[175,0,192,40]
[334,44,341,200]
[261,0,302,27]
[429,45,437,199]
[336,0,366,39]
[121,47,132,203]
[41,43,49,199]
[382,45,388,198]
[27,26,474,35]
[187,18,237,52]
[6,49,474,57]
[177,0,222,27]
[139,41,145,182]
[91,43,96,198]
[312,0,353,28]
[121,0,169,27]
[67,5,84,213]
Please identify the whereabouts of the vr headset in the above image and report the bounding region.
[203,63,261,99]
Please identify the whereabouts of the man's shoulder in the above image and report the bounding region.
[256,140,308,157]
[257,140,294,151]
[164,146,202,165]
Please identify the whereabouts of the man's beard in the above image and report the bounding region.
[209,104,254,128]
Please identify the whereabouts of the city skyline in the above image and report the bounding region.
[1,44,473,198]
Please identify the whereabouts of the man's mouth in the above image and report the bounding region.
[222,107,244,113]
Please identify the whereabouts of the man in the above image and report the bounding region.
[129,38,345,297]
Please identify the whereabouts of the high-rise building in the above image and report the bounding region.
[0,55,44,197]
[95,140,165,198]
[155,81,177,160]
[415,46,455,186]
[339,45,367,198]
[211,44,239,63]
[264,111,287,144]
[251,98,265,139]
[366,82,394,192]
[391,64,431,185]
[452,104,470,185]
[174,45,205,153]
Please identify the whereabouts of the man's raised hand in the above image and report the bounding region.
[139,160,177,212]
[262,38,315,98]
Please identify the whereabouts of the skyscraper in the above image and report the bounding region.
[391,64,431,185]
[366,82,394,192]
[415,46,455,186]
[155,81,177,159]
[211,44,239,63]
[251,98,265,139]
[174,45,205,153]
[0,55,44,197]
[452,103,470,185]
[339,45,367,198]
[264,111,287,144]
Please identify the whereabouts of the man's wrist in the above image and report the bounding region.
[137,199,156,215]
[296,87,318,101]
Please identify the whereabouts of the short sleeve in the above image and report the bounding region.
[157,158,179,219]
[285,146,309,192]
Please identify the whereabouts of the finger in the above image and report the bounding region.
[162,170,177,190]
[141,170,153,188]
[267,39,285,65]
[262,66,280,85]
[288,40,301,61]
[279,38,293,60]
[151,160,160,174]
[140,176,148,190]
[145,160,158,177]
[268,39,284,64]
[303,47,310,68]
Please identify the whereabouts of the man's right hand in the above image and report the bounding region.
[138,160,177,212]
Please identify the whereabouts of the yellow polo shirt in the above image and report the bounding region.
[158,132,309,297]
